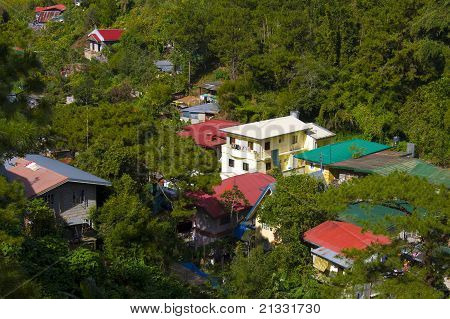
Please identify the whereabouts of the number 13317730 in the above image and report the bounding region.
[259,303,320,314]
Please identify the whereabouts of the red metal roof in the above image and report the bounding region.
[35,4,66,12]
[304,221,391,253]
[178,119,240,148]
[5,158,68,198]
[35,11,60,23]
[97,29,123,42]
[190,173,276,218]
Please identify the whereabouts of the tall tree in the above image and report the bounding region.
[320,172,449,298]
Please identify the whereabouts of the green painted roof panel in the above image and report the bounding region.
[373,159,450,188]
[339,203,405,225]
[294,139,391,165]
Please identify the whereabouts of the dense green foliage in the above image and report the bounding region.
[320,173,449,298]
[1,0,448,163]
[0,0,448,299]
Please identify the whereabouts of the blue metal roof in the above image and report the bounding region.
[154,60,174,72]
[182,103,219,114]
[244,183,276,221]
[24,154,111,186]
[233,223,252,240]
[311,246,353,269]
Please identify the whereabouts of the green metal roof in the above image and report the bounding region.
[294,139,391,165]
[372,158,450,188]
[338,203,407,230]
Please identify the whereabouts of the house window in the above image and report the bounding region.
[229,159,235,167]
[72,192,76,204]
[279,136,283,143]
[44,194,54,206]
[80,190,85,204]
[265,162,271,171]
[248,141,254,150]
[243,162,249,171]
[291,135,298,144]
[264,141,271,150]
[219,215,231,225]
[230,137,235,144]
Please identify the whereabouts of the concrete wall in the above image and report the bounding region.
[255,217,277,244]
[39,182,97,226]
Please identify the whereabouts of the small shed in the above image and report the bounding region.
[154,60,175,73]
[180,103,220,124]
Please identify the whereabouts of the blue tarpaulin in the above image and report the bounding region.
[181,262,219,288]
[233,224,252,240]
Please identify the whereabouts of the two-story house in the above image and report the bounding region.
[2,155,111,239]
[188,172,275,246]
[219,112,335,179]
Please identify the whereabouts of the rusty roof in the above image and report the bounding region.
[330,150,408,172]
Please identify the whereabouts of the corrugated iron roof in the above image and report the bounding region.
[244,183,276,221]
[154,60,174,72]
[220,116,335,140]
[304,220,391,253]
[199,81,222,91]
[3,158,67,197]
[338,202,407,231]
[35,10,63,23]
[182,103,219,114]
[189,173,275,218]
[295,139,391,165]
[330,150,408,172]
[178,119,240,148]
[311,246,353,269]
[221,116,308,140]
[35,4,66,12]
[88,29,123,43]
[331,151,450,188]
[3,155,111,198]
[305,123,336,140]
[373,158,450,188]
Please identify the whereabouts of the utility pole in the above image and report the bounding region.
[320,153,323,171]
[188,60,191,95]
[86,113,89,150]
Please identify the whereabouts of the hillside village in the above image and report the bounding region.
[0,1,449,299]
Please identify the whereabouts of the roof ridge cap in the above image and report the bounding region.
[335,221,374,246]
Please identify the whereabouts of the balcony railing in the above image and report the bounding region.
[226,144,258,160]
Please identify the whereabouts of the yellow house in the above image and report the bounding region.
[220,112,335,179]
[294,139,393,185]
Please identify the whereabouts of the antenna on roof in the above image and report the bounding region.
[329,143,331,165]
[320,153,323,171]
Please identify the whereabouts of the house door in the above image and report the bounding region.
[271,149,280,168]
